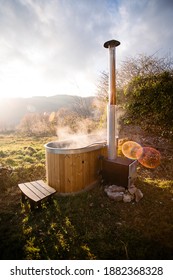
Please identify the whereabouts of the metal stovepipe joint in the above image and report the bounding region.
[104,39,120,160]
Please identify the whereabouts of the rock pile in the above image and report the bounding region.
[105,184,143,203]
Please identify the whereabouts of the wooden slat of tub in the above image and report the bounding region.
[74,154,80,192]
[83,152,88,189]
[81,153,86,191]
[50,153,54,188]
[48,152,52,187]
[75,153,79,191]
[63,154,67,192]
[45,152,48,182]
[97,150,100,179]
[73,154,77,192]
[53,152,58,191]
[57,154,61,192]
[55,153,61,192]
[93,150,99,179]
[45,152,49,183]
[69,154,75,192]
[46,152,52,187]
[87,151,94,185]
[73,154,78,190]
[74,153,81,192]
[59,154,65,193]
[64,154,70,193]
[52,153,57,190]
[89,150,97,183]
[89,151,93,184]
[90,150,94,182]
[81,153,85,191]
[76,154,81,192]
[55,152,60,191]
[65,154,69,193]
[53,153,57,190]
[97,149,100,173]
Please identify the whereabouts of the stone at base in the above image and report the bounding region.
[135,188,143,202]
[128,184,137,194]
[105,185,126,193]
[107,191,124,201]
[123,193,132,203]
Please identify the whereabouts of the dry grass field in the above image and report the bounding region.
[0,126,173,259]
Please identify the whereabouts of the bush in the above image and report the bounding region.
[123,71,173,134]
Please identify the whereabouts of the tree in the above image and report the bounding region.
[56,108,79,133]
[118,53,173,87]
[124,71,173,130]
[17,113,56,136]
[96,71,109,103]
[56,106,98,137]
[72,96,94,118]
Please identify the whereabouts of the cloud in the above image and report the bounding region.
[114,0,173,60]
[0,0,172,98]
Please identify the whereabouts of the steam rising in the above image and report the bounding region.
[55,106,123,149]
[56,126,107,149]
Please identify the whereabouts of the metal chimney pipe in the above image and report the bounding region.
[104,39,120,160]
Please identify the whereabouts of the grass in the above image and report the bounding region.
[0,131,173,260]
[0,134,48,167]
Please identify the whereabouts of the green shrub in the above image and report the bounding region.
[123,71,173,134]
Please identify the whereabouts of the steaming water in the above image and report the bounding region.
[55,133,107,149]
[55,124,107,149]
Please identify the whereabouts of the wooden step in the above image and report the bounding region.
[18,180,56,208]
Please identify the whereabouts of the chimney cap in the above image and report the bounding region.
[104,40,120,48]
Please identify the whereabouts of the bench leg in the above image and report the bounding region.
[48,195,54,205]
[30,200,35,211]
[21,192,26,203]
[29,200,42,211]
[37,201,42,210]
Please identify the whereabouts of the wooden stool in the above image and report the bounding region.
[18,180,56,210]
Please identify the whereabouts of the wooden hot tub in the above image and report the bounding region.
[44,140,107,194]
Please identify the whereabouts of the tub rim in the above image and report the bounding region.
[44,140,107,154]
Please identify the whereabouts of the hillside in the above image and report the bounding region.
[0,95,94,130]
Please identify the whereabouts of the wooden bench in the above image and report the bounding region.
[18,180,56,210]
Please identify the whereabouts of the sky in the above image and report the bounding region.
[0,0,172,99]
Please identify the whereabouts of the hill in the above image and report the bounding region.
[0,95,94,131]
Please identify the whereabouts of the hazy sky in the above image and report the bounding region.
[0,0,172,98]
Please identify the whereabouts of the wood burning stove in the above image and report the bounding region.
[102,40,137,187]
[102,157,137,188]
